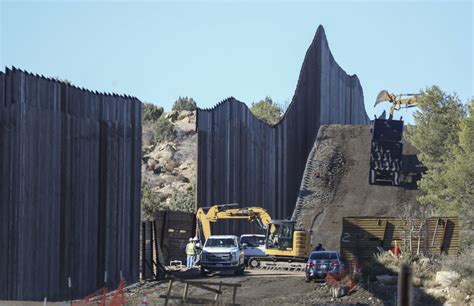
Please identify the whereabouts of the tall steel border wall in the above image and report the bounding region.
[196,26,370,234]
[0,67,141,301]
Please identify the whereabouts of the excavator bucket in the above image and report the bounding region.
[374,90,392,107]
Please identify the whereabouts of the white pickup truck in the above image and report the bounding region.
[200,235,245,276]
[240,234,266,267]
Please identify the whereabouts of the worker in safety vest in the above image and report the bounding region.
[185,238,196,269]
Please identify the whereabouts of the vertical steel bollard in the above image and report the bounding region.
[397,263,412,306]
[68,276,72,305]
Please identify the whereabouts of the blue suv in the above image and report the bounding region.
[305,251,345,282]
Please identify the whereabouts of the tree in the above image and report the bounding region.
[406,86,472,247]
[141,183,161,218]
[406,86,464,170]
[172,96,197,111]
[154,116,176,143]
[437,99,474,247]
[250,96,283,125]
[142,102,164,122]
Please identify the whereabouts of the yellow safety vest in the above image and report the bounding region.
[186,242,195,255]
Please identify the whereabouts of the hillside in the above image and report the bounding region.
[292,125,424,250]
[141,110,197,216]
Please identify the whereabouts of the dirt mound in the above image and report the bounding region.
[293,124,424,250]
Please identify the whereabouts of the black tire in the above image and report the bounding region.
[248,258,260,269]
[200,266,208,276]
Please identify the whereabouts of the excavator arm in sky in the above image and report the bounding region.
[374,90,418,115]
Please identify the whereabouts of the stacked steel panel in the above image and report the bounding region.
[196,26,369,234]
[369,119,404,185]
[0,67,141,301]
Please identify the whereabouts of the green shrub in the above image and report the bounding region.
[172,96,197,112]
[141,183,161,218]
[442,246,474,279]
[142,102,164,123]
[154,116,176,143]
[168,184,195,213]
[250,96,283,125]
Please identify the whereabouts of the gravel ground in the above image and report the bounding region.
[124,269,384,305]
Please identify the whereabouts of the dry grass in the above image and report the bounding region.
[370,251,436,287]
[366,248,474,305]
[441,246,474,302]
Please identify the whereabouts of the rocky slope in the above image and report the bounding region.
[292,125,424,250]
[141,110,197,211]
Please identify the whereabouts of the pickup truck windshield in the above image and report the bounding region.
[206,238,236,248]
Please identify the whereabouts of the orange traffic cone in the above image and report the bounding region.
[393,240,400,257]
[141,291,148,306]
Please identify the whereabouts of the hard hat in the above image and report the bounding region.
[189,238,193,241]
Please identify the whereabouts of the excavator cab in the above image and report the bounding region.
[266,220,294,250]
[265,220,308,258]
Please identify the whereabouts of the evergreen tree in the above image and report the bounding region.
[172,96,197,111]
[250,96,283,125]
[142,102,164,122]
[407,86,472,247]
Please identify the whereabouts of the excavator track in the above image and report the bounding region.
[248,257,306,272]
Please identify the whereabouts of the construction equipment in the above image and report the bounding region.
[195,204,272,241]
[369,118,404,186]
[369,90,415,186]
[374,90,418,117]
[195,204,310,270]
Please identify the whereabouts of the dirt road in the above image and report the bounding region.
[126,269,384,305]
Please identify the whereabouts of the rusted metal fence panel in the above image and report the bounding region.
[141,211,195,280]
[0,67,141,301]
[340,217,460,268]
[196,26,369,235]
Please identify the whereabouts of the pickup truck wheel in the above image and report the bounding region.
[200,266,208,276]
[248,258,260,269]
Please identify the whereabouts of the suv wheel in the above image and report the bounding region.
[248,258,260,269]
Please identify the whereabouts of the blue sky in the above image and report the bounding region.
[1,1,472,123]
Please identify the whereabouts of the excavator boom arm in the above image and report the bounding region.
[374,90,418,115]
[195,205,272,241]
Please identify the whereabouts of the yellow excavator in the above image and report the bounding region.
[374,90,418,116]
[195,204,310,269]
